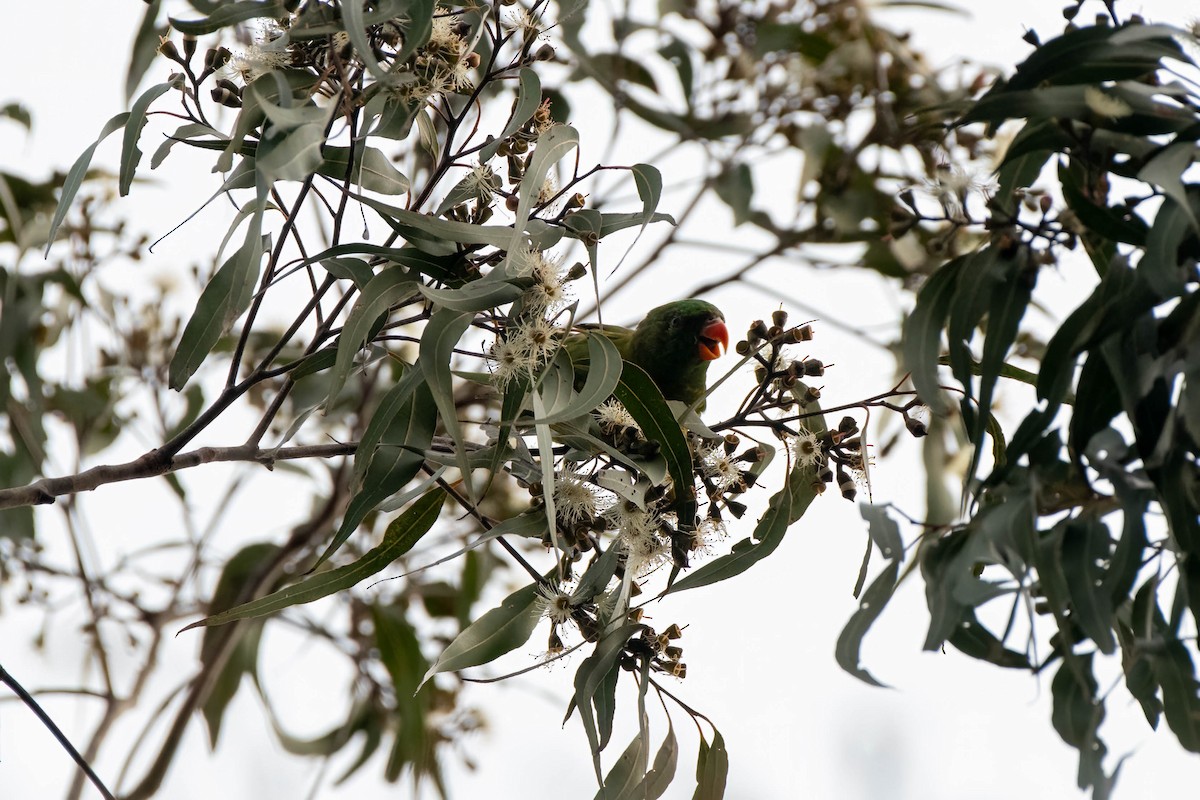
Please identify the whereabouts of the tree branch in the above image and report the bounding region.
[0,443,359,510]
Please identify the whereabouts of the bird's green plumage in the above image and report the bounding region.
[566,299,727,410]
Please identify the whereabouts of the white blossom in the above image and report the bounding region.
[1083,86,1132,119]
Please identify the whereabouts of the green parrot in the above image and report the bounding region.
[567,299,729,410]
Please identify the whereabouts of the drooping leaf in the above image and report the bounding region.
[421,579,542,683]
[181,490,445,632]
[44,112,131,253]
[835,560,899,687]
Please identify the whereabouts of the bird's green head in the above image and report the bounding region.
[634,299,729,365]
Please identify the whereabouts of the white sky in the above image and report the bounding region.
[2,2,1199,800]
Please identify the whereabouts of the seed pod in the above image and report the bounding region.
[158,39,182,63]
[211,87,242,108]
[904,416,928,437]
[772,308,788,328]
[803,359,825,376]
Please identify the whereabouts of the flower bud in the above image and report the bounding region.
[772,308,788,328]
[158,39,182,63]
[904,416,928,437]
[182,34,197,62]
[211,87,242,108]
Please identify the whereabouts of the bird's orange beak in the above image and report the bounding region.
[697,318,729,361]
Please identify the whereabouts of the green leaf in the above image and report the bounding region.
[169,220,268,390]
[420,309,476,496]
[835,560,899,687]
[181,490,444,632]
[692,729,728,800]
[480,68,542,162]
[119,82,173,196]
[714,162,754,226]
[170,1,283,35]
[638,719,679,800]
[418,277,522,312]
[1048,649,1118,793]
[902,255,965,414]
[666,474,795,594]
[509,125,579,250]
[592,732,649,800]
[1155,641,1200,752]
[948,611,1030,669]
[320,372,436,567]
[421,579,542,683]
[533,332,622,424]
[859,503,904,563]
[125,0,164,101]
[355,192,516,252]
[1061,515,1117,654]
[200,541,281,747]
[612,361,695,525]
[569,623,643,780]
[0,102,32,131]
[327,266,415,405]
[256,121,327,182]
[44,112,130,254]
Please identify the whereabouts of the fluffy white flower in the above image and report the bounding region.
[1084,86,1132,119]
[596,400,639,435]
[788,428,823,470]
[553,470,598,527]
[535,583,574,625]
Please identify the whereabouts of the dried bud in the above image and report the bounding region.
[804,385,822,403]
[182,35,197,62]
[466,51,481,68]
[838,416,857,433]
[669,662,687,678]
[204,47,233,72]
[802,359,825,377]
[767,325,783,340]
[735,340,751,355]
[216,78,242,96]
[210,87,242,108]
[723,433,739,454]
[664,623,683,639]
[566,192,586,209]
[566,261,587,281]
[505,193,520,212]
[534,43,556,62]
[158,39,182,63]
[772,308,788,328]
[664,645,683,660]
[905,415,928,437]
[749,319,769,342]
[726,500,747,519]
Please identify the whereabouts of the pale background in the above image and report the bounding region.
[2,2,1198,799]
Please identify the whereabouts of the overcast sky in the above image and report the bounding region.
[3,2,1200,800]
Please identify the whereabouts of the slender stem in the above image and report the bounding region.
[0,663,117,800]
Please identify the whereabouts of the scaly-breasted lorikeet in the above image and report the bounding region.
[568,299,729,410]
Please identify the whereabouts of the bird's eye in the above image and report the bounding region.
[668,315,681,329]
